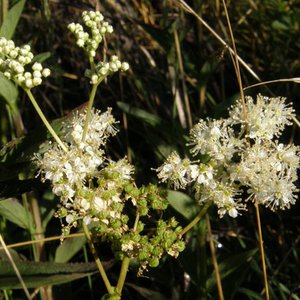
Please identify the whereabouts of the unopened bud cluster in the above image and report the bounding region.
[68,11,129,85]
[0,37,50,89]
[156,94,300,218]
[68,11,113,57]
[108,185,184,275]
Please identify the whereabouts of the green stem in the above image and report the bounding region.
[116,212,140,296]
[116,256,130,296]
[89,56,96,74]
[82,83,99,142]
[82,223,114,295]
[25,89,67,152]
[179,201,212,236]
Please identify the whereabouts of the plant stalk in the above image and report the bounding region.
[179,201,212,236]
[116,212,140,296]
[82,223,114,295]
[25,89,67,152]
[82,83,99,142]
[255,204,269,300]
[206,215,224,300]
[221,0,247,122]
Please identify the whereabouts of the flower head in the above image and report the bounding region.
[229,94,295,142]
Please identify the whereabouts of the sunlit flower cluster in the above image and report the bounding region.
[36,109,131,232]
[157,94,299,217]
[0,37,50,89]
[229,94,295,142]
[68,10,129,84]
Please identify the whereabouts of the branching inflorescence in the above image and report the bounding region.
[156,94,300,218]
[25,10,184,276]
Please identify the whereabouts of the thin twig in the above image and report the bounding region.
[82,223,114,295]
[255,204,270,300]
[174,29,193,129]
[0,234,31,300]
[0,233,85,250]
[206,215,224,300]
[177,0,262,82]
[244,77,300,90]
[221,0,247,120]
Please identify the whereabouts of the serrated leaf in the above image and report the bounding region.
[0,73,18,107]
[167,190,198,220]
[0,198,34,230]
[55,235,86,263]
[0,0,26,39]
[0,261,98,289]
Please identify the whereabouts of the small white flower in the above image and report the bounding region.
[94,197,107,212]
[66,214,74,224]
[228,207,238,218]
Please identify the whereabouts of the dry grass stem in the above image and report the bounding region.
[0,234,32,300]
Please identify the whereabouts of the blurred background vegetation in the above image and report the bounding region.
[0,0,300,299]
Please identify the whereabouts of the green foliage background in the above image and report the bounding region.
[0,0,300,299]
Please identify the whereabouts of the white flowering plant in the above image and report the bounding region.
[156,94,300,218]
[0,10,185,300]
[1,3,300,300]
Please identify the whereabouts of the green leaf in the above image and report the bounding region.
[31,52,51,63]
[55,235,86,263]
[0,0,26,39]
[126,283,168,300]
[207,248,258,292]
[167,190,198,220]
[0,261,98,289]
[117,101,162,127]
[238,288,264,300]
[272,20,289,31]
[0,198,34,230]
[0,73,18,107]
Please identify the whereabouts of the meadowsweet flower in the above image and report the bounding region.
[229,94,295,142]
[189,118,242,162]
[156,94,300,218]
[35,108,132,231]
[62,107,118,150]
[156,152,192,189]
[233,141,300,210]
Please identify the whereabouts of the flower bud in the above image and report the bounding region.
[42,68,51,77]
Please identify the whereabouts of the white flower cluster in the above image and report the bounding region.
[229,95,295,141]
[0,37,50,89]
[68,10,129,85]
[157,94,299,218]
[36,108,134,234]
